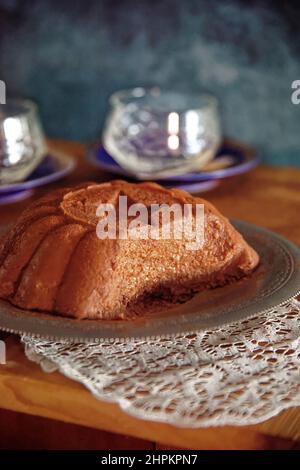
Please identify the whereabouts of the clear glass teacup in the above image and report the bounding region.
[103,87,221,179]
[0,99,47,185]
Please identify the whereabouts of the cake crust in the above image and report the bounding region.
[0,181,259,320]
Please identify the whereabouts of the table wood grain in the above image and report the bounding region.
[0,139,299,449]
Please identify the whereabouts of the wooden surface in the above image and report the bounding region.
[0,139,300,450]
[0,408,154,450]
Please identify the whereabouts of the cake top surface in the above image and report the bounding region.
[60,180,210,226]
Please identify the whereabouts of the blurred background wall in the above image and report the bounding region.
[0,0,299,166]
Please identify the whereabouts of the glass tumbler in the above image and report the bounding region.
[0,99,47,185]
[103,87,221,179]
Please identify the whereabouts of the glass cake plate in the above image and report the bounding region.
[0,220,299,342]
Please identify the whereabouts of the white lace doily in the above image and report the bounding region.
[22,297,300,428]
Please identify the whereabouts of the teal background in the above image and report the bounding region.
[0,0,299,166]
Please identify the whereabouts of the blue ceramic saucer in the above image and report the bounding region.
[0,151,75,203]
[88,142,259,184]
[159,179,219,193]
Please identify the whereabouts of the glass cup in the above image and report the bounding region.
[0,99,47,185]
[103,87,221,179]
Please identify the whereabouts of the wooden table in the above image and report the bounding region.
[0,139,300,450]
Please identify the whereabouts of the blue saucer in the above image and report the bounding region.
[88,142,259,184]
[163,179,220,193]
[0,151,75,203]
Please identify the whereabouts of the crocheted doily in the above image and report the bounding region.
[22,297,300,427]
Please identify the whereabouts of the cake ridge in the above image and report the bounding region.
[0,185,97,275]
[0,216,65,298]
[53,226,94,312]
[13,223,89,311]
[0,206,61,267]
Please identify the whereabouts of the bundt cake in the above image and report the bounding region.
[0,180,259,320]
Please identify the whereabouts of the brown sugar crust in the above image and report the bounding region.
[0,181,259,320]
